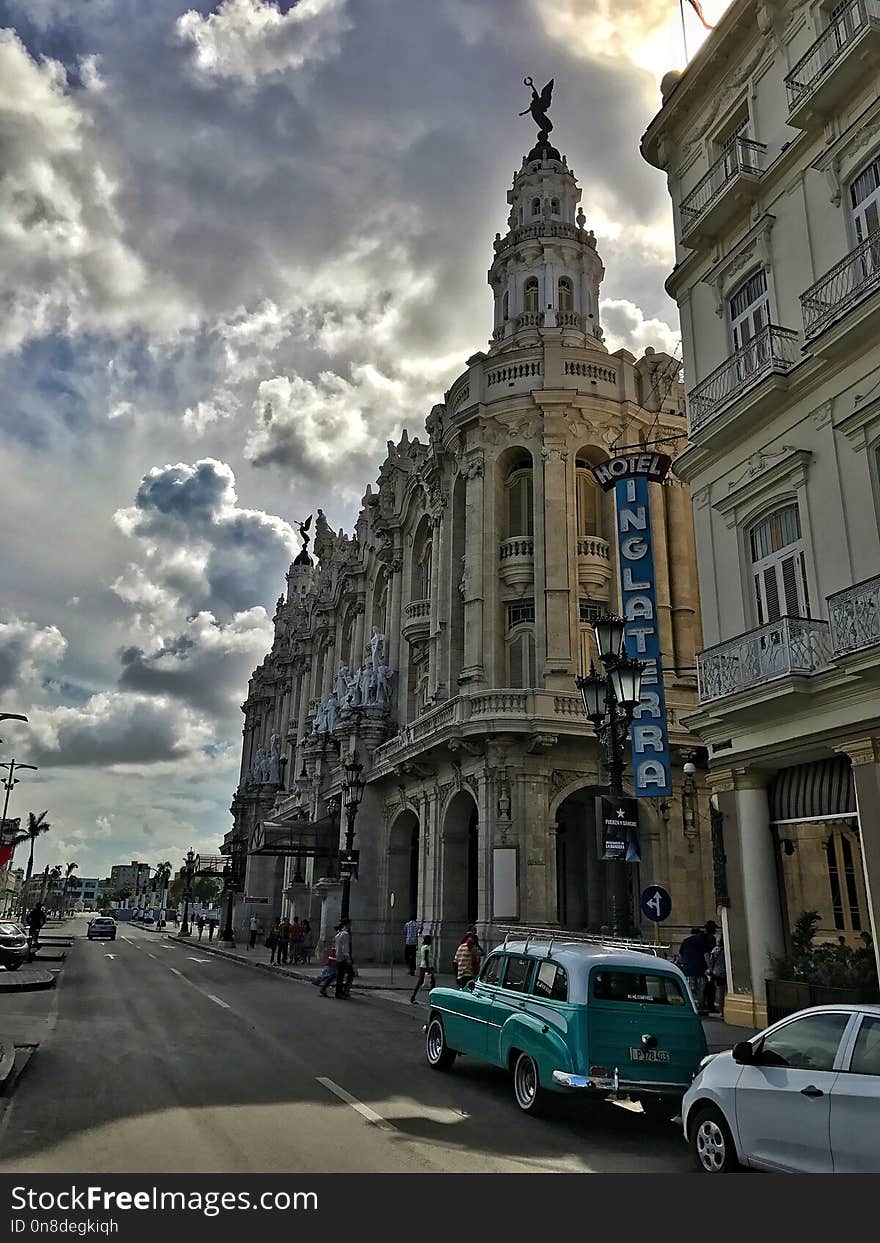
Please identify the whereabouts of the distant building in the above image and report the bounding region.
[110,862,151,893]
[66,877,100,910]
[0,866,23,917]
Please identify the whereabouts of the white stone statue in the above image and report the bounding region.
[325,691,339,733]
[311,701,326,735]
[369,626,385,672]
[358,663,375,705]
[344,670,360,708]
[334,662,351,700]
[375,663,394,705]
[267,734,283,785]
[250,745,267,784]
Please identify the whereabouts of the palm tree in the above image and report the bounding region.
[154,861,172,923]
[60,862,78,916]
[23,811,51,886]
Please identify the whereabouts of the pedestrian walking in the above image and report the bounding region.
[467,927,483,976]
[322,919,353,998]
[248,914,260,950]
[290,916,303,963]
[403,916,420,975]
[701,920,719,1012]
[410,934,436,1003]
[274,917,289,964]
[266,920,280,964]
[207,917,216,942]
[454,933,479,988]
[301,919,314,963]
[709,939,727,1016]
[26,903,46,951]
[197,915,205,941]
[679,927,709,1014]
[313,947,337,992]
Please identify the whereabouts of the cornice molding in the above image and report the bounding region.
[714,446,811,528]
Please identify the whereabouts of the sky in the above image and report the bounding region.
[0,0,725,882]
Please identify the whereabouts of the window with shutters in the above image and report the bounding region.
[506,465,534,537]
[558,277,573,313]
[507,627,536,689]
[575,463,601,536]
[749,505,810,625]
[523,277,540,313]
[849,156,880,286]
[729,269,769,373]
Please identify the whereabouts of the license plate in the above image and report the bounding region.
[629,1048,671,1063]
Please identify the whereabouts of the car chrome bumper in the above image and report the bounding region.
[552,1069,619,1092]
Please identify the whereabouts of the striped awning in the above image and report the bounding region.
[769,756,856,824]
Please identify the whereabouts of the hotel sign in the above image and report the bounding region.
[591,453,672,491]
[614,474,673,798]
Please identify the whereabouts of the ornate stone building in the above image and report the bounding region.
[226,119,716,961]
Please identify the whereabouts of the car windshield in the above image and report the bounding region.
[592,969,686,1005]
[0,923,24,936]
[93,919,113,925]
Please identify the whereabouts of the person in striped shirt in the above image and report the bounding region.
[454,933,479,988]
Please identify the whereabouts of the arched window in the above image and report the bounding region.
[850,153,880,243]
[558,277,573,314]
[575,461,601,536]
[502,290,509,320]
[506,463,534,537]
[551,198,560,215]
[506,601,536,689]
[523,277,539,313]
[749,504,809,624]
[411,516,432,602]
[531,197,541,217]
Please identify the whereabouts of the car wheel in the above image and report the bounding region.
[640,1094,682,1123]
[425,1016,457,1071]
[6,959,22,971]
[692,1105,739,1173]
[512,1051,549,1116]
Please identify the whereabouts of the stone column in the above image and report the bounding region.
[461,454,485,683]
[428,509,445,699]
[387,554,404,717]
[650,481,675,667]
[667,477,701,670]
[294,662,311,776]
[321,636,335,699]
[541,444,574,688]
[836,738,880,982]
[352,599,366,670]
[734,770,785,1019]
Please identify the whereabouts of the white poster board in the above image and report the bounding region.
[492,847,518,919]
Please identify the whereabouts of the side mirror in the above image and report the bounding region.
[732,1040,755,1065]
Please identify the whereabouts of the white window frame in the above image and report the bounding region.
[750,504,811,626]
[729,268,769,354]
[506,626,536,689]
[849,154,880,246]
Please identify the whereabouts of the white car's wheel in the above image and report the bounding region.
[692,1106,739,1173]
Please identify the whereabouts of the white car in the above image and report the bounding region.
[683,1004,880,1173]
[87,916,117,941]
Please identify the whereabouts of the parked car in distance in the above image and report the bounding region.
[683,1004,880,1173]
[0,921,30,971]
[87,916,117,941]
[425,937,707,1117]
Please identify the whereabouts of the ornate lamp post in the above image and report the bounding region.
[339,757,365,922]
[220,861,235,944]
[575,614,645,935]
[179,848,196,937]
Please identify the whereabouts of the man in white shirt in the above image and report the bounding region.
[248,914,259,950]
[327,919,353,999]
[403,916,421,975]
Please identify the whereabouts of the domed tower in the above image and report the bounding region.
[488,98,605,352]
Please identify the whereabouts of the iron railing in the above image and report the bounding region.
[680,136,767,228]
[801,229,880,339]
[785,0,880,112]
[687,323,799,433]
[697,615,832,703]
[828,574,880,655]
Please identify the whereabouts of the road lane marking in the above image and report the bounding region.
[169,967,183,977]
[206,994,230,1009]
[316,1077,395,1132]
[104,954,116,960]
[187,957,211,963]
[147,953,157,960]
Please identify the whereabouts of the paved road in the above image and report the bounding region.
[0,920,692,1173]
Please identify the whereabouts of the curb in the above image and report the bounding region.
[0,970,56,993]
[167,936,414,990]
[0,1042,15,1090]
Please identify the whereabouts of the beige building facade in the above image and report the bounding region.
[642,0,880,1024]
[228,122,716,963]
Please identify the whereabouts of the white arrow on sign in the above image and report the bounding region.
[104,954,116,960]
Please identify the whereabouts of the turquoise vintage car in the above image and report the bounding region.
[425,937,708,1117]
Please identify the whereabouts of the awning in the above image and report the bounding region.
[249,812,340,858]
[769,756,856,825]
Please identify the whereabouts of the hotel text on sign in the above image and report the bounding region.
[614,475,672,798]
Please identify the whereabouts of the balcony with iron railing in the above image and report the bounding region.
[679,137,767,245]
[697,616,832,704]
[800,229,880,345]
[686,323,800,436]
[784,0,880,127]
[828,574,880,657]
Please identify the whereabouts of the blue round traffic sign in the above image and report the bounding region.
[640,885,672,923]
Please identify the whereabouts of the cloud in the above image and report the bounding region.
[0,29,191,353]
[113,458,297,619]
[600,298,680,357]
[0,616,67,692]
[177,0,353,85]
[26,690,213,768]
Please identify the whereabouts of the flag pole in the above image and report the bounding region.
[679,0,690,61]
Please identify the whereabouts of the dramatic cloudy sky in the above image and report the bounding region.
[0,0,726,883]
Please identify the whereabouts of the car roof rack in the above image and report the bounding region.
[499,925,669,957]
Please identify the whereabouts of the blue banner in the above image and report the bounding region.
[614,475,672,798]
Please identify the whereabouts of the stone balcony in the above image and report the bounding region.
[696,616,832,705]
[679,137,767,246]
[785,0,880,128]
[828,574,880,658]
[800,229,880,352]
[498,535,535,591]
[402,598,431,644]
[576,535,611,597]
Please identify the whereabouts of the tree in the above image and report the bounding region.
[60,862,78,915]
[22,811,51,888]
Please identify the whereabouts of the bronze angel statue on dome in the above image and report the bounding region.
[297,513,312,550]
[520,77,554,140]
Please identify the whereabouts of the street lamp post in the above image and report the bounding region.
[179,848,196,937]
[576,614,644,936]
[339,757,365,923]
[220,863,235,944]
[1,759,39,832]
